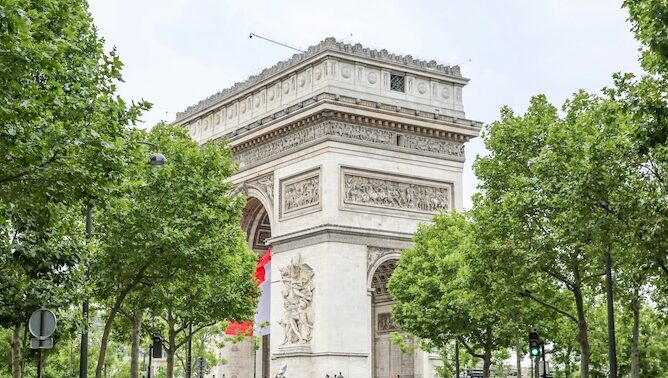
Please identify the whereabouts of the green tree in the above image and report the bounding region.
[620,1,668,284]
[471,86,668,376]
[1,1,147,376]
[389,212,520,378]
[91,124,258,378]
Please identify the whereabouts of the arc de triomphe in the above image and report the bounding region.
[175,38,481,378]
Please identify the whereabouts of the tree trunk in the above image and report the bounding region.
[573,266,590,378]
[575,292,590,377]
[10,324,21,378]
[95,289,135,378]
[630,289,640,378]
[564,346,572,378]
[131,309,143,378]
[166,311,176,378]
[516,338,523,378]
[95,264,148,378]
[482,327,493,378]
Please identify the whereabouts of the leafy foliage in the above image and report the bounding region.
[0,2,149,376]
[92,123,258,378]
[389,212,520,378]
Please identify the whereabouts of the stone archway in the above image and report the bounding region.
[371,259,415,378]
[242,196,272,378]
[242,197,272,256]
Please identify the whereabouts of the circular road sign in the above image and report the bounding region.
[28,308,57,338]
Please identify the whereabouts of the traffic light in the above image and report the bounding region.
[529,330,541,357]
[152,333,163,358]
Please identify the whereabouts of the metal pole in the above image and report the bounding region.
[148,345,152,378]
[530,357,533,378]
[455,339,460,378]
[80,204,92,378]
[37,349,42,378]
[605,250,618,378]
[541,343,547,378]
[38,302,45,378]
[186,324,193,378]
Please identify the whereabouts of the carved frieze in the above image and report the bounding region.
[278,254,315,345]
[234,120,465,168]
[280,169,321,219]
[401,134,465,159]
[342,168,452,215]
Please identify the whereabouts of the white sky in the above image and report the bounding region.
[87,0,642,209]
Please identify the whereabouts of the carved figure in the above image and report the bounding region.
[278,254,315,344]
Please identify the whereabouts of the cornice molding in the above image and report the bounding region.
[201,92,481,146]
[175,37,465,122]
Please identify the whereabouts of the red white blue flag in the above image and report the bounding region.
[226,247,271,336]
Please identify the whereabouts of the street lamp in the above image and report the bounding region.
[149,153,166,166]
[79,142,166,378]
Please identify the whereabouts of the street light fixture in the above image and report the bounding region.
[149,153,166,166]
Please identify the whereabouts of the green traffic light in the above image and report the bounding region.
[530,347,540,356]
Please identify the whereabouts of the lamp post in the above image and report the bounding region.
[186,324,193,378]
[79,146,166,378]
[455,339,460,378]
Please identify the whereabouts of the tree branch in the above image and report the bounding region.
[0,150,59,184]
[457,337,485,359]
[539,266,575,291]
[520,290,578,323]
[581,271,606,282]
[175,322,217,350]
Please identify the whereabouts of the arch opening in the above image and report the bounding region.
[371,259,415,378]
[241,197,272,257]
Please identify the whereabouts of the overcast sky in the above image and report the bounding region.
[87,0,642,209]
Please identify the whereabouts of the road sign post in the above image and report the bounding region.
[28,307,57,378]
[195,357,206,378]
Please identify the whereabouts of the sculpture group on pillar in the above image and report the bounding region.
[278,254,315,345]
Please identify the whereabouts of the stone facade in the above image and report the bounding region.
[177,38,480,378]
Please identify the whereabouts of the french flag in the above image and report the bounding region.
[226,247,271,336]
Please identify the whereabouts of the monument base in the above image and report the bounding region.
[275,344,312,357]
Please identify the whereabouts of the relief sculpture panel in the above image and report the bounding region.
[401,134,465,159]
[280,169,321,219]
[343,169,451,215]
